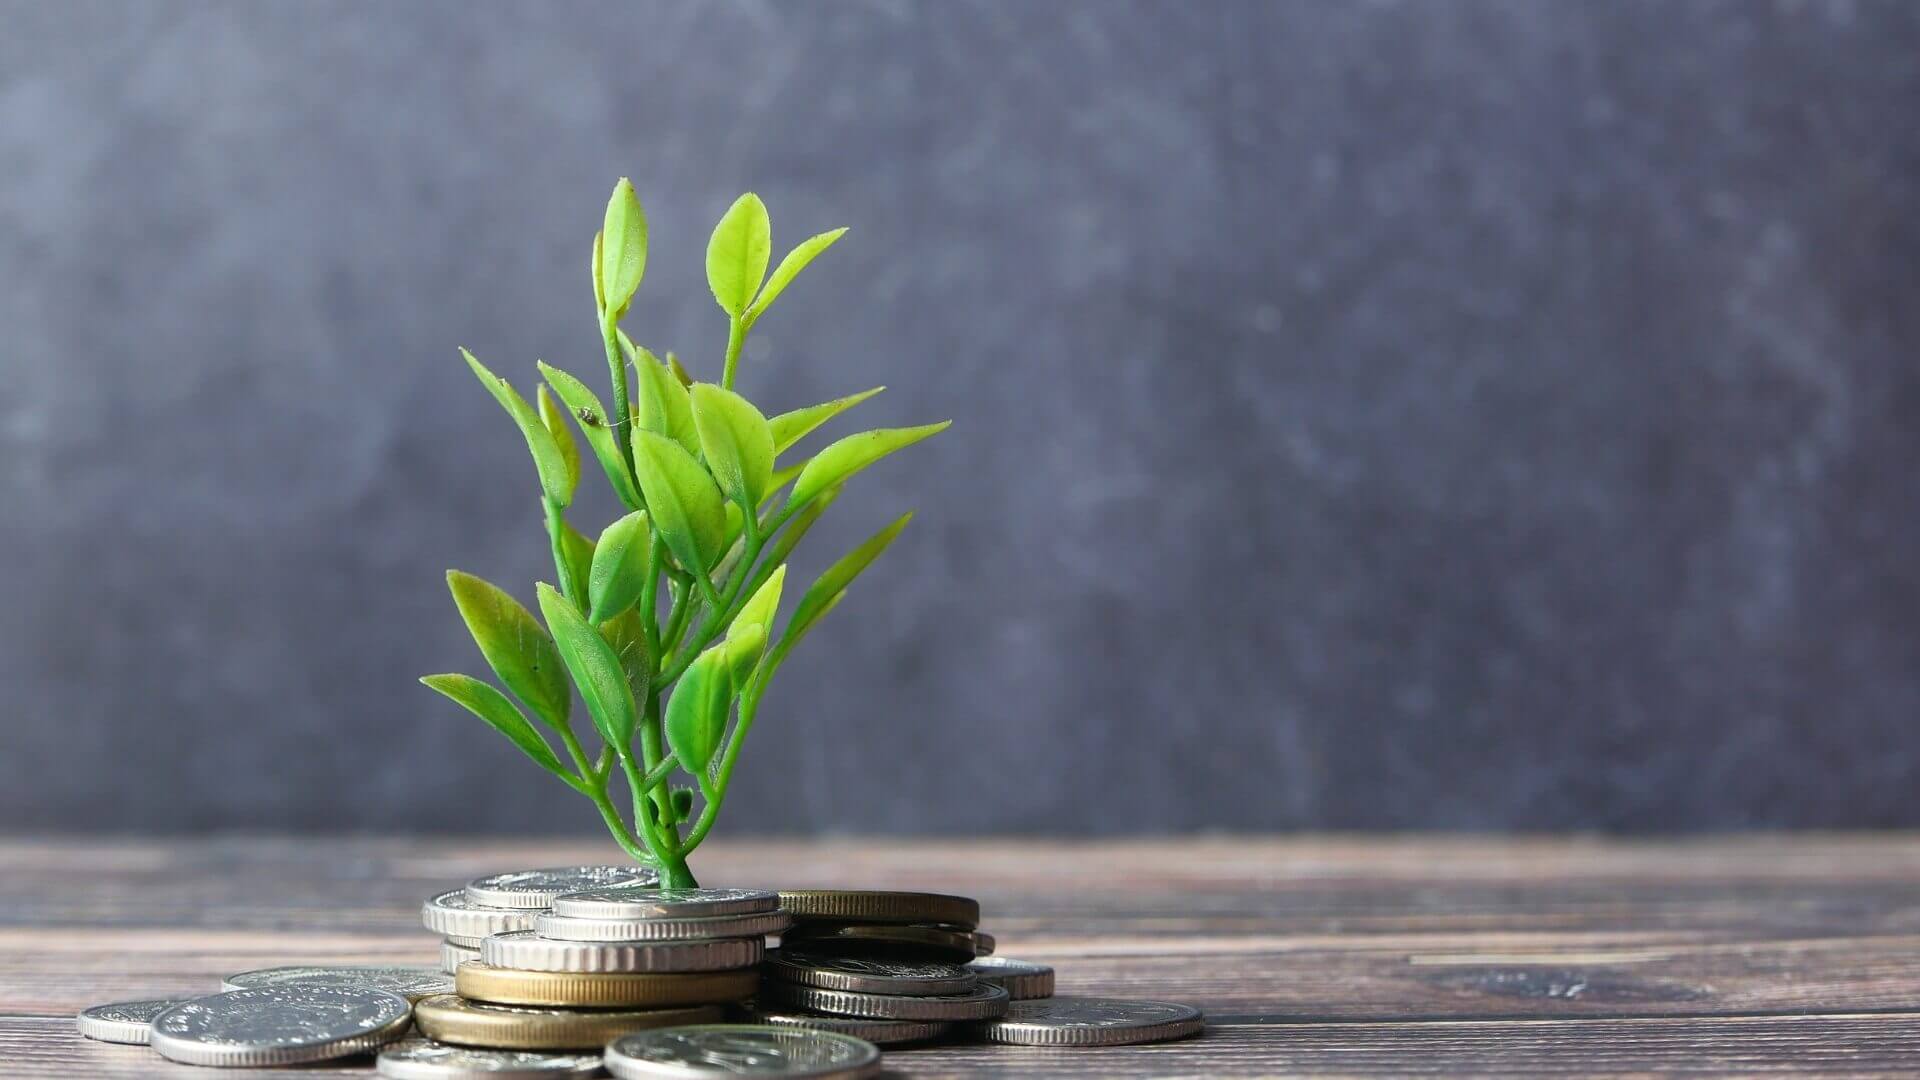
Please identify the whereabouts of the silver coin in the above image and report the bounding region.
[443,940,482,974]
[965,956,1054,1000]
[75,998,185,1044]
[974,996,1205,1046]
[761,980,1008,1022]
[482,929,764,973]
[425,889,543,938]
[466,866,658,909]
[535,910,792,943]
[605,1024,881,1079]
[751,1008,950,1047]
[766,949,977,996]
[446,934,488,949]
[149,985,413,1066]
[222,965,454,1002]
[377,1037,604,1078]
[551,886,778,921]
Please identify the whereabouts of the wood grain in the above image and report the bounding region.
[7,834,1920,1075]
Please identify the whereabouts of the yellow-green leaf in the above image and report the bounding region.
[767,387,885,456]
[788,512,913,640]
[539,361,643,511]
[599,608,652,697]
[665,644,732,773]
[462,348,573,508]
[446,571,570,729]
[536,582,637,750]
[749,227,847,323]
[625,333,701,456]
[600,178,648,318]
[734,564,786,638]
[788,422,950,510]
[630,430,728,577]
[559,520,595,609]
[537,384,581,497]
[588,511,652,622]
[706,193,771,317]
[691,383,774,510]
[421,674,572,783]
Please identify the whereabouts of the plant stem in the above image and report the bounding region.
[555,726,653,865]
[542,497,582,606]
[720,316,746,391]
[601,314,636,472]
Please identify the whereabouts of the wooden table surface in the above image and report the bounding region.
[6,834,1920,1077]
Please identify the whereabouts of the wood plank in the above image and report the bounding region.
[13,1013,1920,1078]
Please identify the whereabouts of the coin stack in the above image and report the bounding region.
[425,865,657,974]
[76,868,1205,1075]
[746,889,1008,1045]
[416,871,786,1053]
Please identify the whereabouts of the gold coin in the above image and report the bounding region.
[778,890,979,928]
[412,994,722,1050]
[781,922,982,960]
[455,961,760,1008]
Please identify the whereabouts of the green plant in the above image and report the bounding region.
[421,181,948,887]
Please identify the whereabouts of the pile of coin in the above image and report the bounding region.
[75,865,1205,1076]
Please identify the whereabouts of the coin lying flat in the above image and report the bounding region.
[75,998,185,1044]
[425,889,543,938]
[376,1037,604,1078]
[466,866,658,909]
[550,886,778,921]
[765,949,977,996]
[751,1008,951,1047]
[413,994,721,1051]
[482,930,763,973]
[762,980,1009,1021]
[456,961,760,1008]
[780,922,981,960]
[778,890,978,928]
[605,1024,881,1079]
[534,909,792,943]
[443,940,482,974]
[974,996,1205,1046]
[965,956,1053,999]
[446,934,488,949]
[221,965,454,1001]
[149,985,413,1066]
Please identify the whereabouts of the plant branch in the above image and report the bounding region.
[600,314,636,473]
[721,316,746,391]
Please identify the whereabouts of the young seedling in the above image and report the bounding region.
[422,181,948,887]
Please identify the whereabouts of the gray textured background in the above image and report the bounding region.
[4,1,1918,836]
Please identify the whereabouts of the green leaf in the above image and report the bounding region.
[462,348,574,508]
[446,571,570,729]
[768,387,885,455]
[721,620,768,692]
[588,511,652,622]
[559,520,595,608]
[598,608,652,697]
[734,564,786,638]
[669,786,695,819]
[749,227,847,323]
[665,645,731,774]
[626,333,701,456]
[788,423,950,511]
[539,362,643,511]
[630,430,728,578]
[536,582,638,751]
[757,488,838,581]
[600,178,648,318]
[705,192,771,317]
[421,674,573,783]
[668,353,695,388]
[537,385,581,497]
[691,383,774,510]
[788,512,914,643]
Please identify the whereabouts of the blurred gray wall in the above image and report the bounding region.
[4,1,1919,836]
